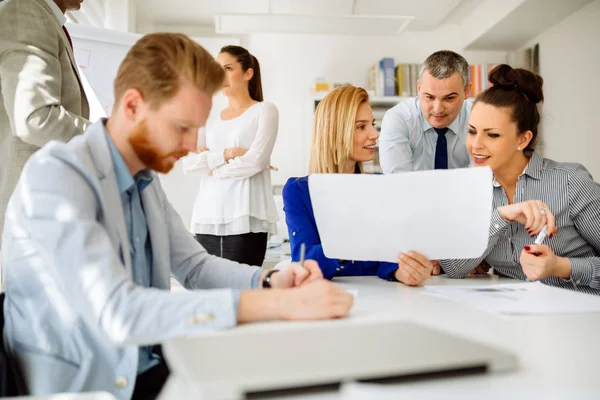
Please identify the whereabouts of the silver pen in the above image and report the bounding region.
[534,225,548,245]
[299,243,306,268]
[526,226,547,282]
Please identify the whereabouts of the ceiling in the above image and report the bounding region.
[136,0,481,32]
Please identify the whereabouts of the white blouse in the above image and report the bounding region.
[182,101,279,236]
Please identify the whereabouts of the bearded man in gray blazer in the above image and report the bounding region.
[1,32,353,399]
[0,0,90,247]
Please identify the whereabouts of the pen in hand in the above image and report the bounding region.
[526,225,548,282]
[297,243,312,287]
[534,225,548,245]
[299,243,306,269]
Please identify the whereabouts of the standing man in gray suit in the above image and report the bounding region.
[0,0,90,247]
[2,33,353,399]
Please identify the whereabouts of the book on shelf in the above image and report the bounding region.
[395,65,403,98]
[380,57,396,97]
[469,64,498,98]
[369,60,500,99]
[393,63,421,97]
[401,64,410,96]
[368,57,397,97]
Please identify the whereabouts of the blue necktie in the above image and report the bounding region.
[434,127,449,169]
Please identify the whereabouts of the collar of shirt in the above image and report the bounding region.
[417,97,462,137]
[43,0,67,26]
[492,151,543,187]
[105,130,153,195]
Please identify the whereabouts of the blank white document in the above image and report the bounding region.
[308,167,493,263]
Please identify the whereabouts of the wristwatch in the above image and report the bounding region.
[262,269,279,289]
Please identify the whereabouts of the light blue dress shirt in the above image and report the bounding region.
[379,97,472,174]
[106,135,262,373]
[106,134,160,374]
[106,134,261,375]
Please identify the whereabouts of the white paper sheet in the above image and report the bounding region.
[425,282,600,315]
[308,167,493,262]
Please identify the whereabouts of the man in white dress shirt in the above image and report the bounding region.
[379,50,472,173]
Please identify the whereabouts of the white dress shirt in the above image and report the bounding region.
[43,0,67,25]
[379,97,472,173]
[183,101,279,236]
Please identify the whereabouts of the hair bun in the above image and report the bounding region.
[488,64,544,104]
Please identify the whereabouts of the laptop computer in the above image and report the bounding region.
[162,320,517,399]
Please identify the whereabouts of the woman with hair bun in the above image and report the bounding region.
[442,64,600,295]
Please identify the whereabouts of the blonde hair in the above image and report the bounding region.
[309,85,369,174]
[113,33,225,111]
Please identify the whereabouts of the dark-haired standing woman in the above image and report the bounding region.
[442,64,600,295]
[183,46,278,266]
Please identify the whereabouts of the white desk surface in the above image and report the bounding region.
[168,275,600,399]
[7,393,116,400]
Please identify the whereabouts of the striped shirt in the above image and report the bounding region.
[441,152,600,296]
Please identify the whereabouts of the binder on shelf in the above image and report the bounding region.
[401,64,410,97]
[395,64,403,97]
[409,64,419,97]
[379,57,395,97]
[468,64,498,98]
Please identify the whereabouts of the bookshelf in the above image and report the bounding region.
[311,94,408,174]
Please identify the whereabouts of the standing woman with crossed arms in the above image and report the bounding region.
[183,45,278,266]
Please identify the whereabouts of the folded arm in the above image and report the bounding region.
[213,103,279,179]
[181,128,227,175]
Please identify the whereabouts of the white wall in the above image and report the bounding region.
[509,0,600,179]
[247,25,507,186]
[142,24,507,226]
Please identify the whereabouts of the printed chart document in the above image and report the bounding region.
[425,282,600,315]
[308,167,493,262]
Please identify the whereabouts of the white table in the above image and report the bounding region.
[6,393,116,400]
[164,275,600,399]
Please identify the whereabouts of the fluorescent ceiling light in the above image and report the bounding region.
[214,13,413,36]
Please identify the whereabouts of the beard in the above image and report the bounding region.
[128,120,189,174]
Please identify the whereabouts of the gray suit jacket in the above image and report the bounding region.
[0,0,90,244]
[1,120,259,398]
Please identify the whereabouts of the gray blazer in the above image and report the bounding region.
[0,0,90,244]
[1,120,259,398]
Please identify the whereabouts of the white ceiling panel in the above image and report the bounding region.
[136,0,474,31]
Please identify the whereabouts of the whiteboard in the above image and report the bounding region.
[67,23,140,121]
[66,23,241,228]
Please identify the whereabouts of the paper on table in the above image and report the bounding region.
[425,282,600,315]
[308,167,493,262]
